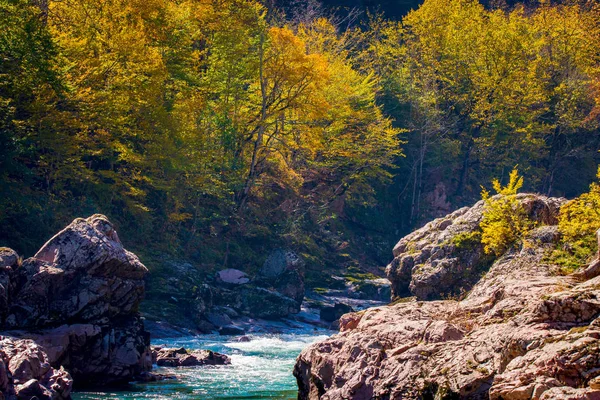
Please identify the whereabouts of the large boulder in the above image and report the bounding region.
[260,250,303,278]
[295,196,600,400]
[0,215,152,390]
[386,194,565,300]
[0,248,18,270]
[25,318,152,386]
[4,215,147,328]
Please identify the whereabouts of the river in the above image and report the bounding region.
[72,331,330,400]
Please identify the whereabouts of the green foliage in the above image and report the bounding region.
[0,0,402,268]
[480,168,533,256]
[451,231,482,252]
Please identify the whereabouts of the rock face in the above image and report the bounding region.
[256,249,306,311]
[197,250,306,324]
[212,253,306,320]
[0,337,72,400]
[237,286,302,319]
[295,195,600,400]
[151,346,230,367]
[0,215,152,393]
[143,250,306,335]
[386,194,564,300]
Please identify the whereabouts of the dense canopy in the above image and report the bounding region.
[1,0,599,282]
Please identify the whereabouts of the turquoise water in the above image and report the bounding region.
[72,332,329,400]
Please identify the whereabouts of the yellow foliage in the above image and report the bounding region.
[555,167,600,267]
[480,168,532,256]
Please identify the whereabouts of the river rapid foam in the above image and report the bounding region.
[72,332,330,400]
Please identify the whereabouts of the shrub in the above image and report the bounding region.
[480,168,533,256]
[551,167,600,271]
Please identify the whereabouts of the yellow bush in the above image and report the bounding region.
[480,168,533,256]
[554,167,600,270]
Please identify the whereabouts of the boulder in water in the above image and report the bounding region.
[152,346,231,367]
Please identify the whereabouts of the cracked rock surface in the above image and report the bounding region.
[295,195,600,400]
[1,215,152,397]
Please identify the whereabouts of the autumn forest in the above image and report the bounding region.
[2,0,600,284]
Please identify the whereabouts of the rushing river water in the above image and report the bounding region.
[72,331,330,400]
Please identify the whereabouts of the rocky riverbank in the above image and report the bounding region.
[141,250,390,338]
[141,249,308,337]
[0,214,370,399]
[294,195,600,399]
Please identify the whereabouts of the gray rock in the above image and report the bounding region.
[5,215,148,328]
[260,249,303,279]
[0,248,18,270]
[217,269,250,285]
[206,311,232,327]
[257,249,306,312]
[26,318,152,386]
[386,194,566,300]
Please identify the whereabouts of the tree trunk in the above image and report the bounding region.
[238,31,267,211]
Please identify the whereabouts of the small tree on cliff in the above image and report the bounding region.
[480,168,532,256]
